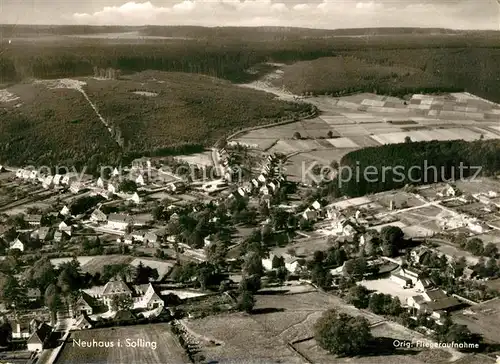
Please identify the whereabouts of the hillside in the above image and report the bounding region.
[0,71,313,170]
[275,48,500,101]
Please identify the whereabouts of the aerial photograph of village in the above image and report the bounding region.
[0,1,500,364]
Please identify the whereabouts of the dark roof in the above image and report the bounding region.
[113,310,135,321]
[425,289,448,301]
[102,280,132,296]
[27,323,52,345]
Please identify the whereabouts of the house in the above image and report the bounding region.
[411,247,431,265]
[135,174,147,186]
[0,165,6,172]
[53,174,63,186]
[29,170,38,181]
[251,179,259,188]
[302,209,318,221]
[237,187,246,197]
[12,319,44,340]
[118,234,134,245]
[257,174,267,184]
[9,238,24,252]
[73,314,93,330]
[62,173,79,185]
[438,184,459,198]
[415,278,433,291]
[330,219,358,236]
[112,168,121,177]
[407,288,461,319]
[167,181,186,194]
[135,283,164,310]
[101,280,133,309]
[22,169,32,179]
[60,205,70,217]
[262,253,300,274]
[72,292,95,317]
[391,267,422,287]
[58,221,72,235]
[107,214,133,231]
[26,214,42,227]
[268,181,278,193]
[113,310,135,322]
[90,209,107,223]
[27,322,52,352]
[128,192,141,204]
[204,235,214,247]
[26,288,42,302]
[35,227,53,242]
[54,230,69,244]
[311,200,322,211]
[108,183,118,195]
[43,175,54,189]
[260,185,270,195]
[144,232,160,247]
[96,177,106,189]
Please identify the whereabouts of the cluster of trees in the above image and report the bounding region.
[346,286,402,315]
[314,309,373,356]
[456,236,498,258]
[338,140,500,197]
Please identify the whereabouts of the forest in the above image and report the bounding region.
[1,27,500,101]
[338,139,500,197]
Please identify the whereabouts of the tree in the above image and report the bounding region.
[118,180,138,193]
[236,290,255,313]
[272,255,285,269]
[205,240,228,268]
[293,131,302,140]
[483,242,498,257]
[242,252,264,278]
[404,136,412,143]
[466,238,484,256]
[110,294,134,311]
[314,309,372,356]
[327,130,334,138]
[0,275,24,308]
[44,284,62,324]
[343,257,368,279]
[346,285,370,309]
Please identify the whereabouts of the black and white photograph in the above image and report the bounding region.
[0,1,500,363]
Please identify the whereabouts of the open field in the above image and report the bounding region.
[294,321,455,364]
[57,323,188,364]
[185,289,464,364]
[452,298,500,344]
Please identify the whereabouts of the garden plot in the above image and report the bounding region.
[269,140,301,154]
[333,124,369,137]
[326,137,359,148]
[346,135,382,147]
[319,115,355,125]
[328,196,372,210]
[231,137,276,150]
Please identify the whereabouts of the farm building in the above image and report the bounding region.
[27,322,52,352]
[407,288,461,320]
[73,314,93,330]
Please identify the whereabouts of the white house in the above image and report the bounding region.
[107,214,133,231]
[43,175,54,189]
[58,221,72,236]
[15,169,23,178]
[260,185,270,195]
[9,239,24,252]
[134,283,164,310]
[62,173,79,185]
[53,174,63,186]
[135,174,146,186]
[262,253,300,274]
[128,192,141,204]
[96,177,106,189]
[108,183,118,195]
[60,205,70,216]
[90,209,107,223]
[27,323,52,352]
[311,200,322,211]
[407,288,461,319]
[257,174,267,184]
[112,168,121,177]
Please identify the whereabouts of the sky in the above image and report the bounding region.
[0,0,498,30]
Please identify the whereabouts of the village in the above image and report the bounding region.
[0,132,499,364]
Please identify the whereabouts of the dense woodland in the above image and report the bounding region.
[338,140,500,197]
[1,28,500,101]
